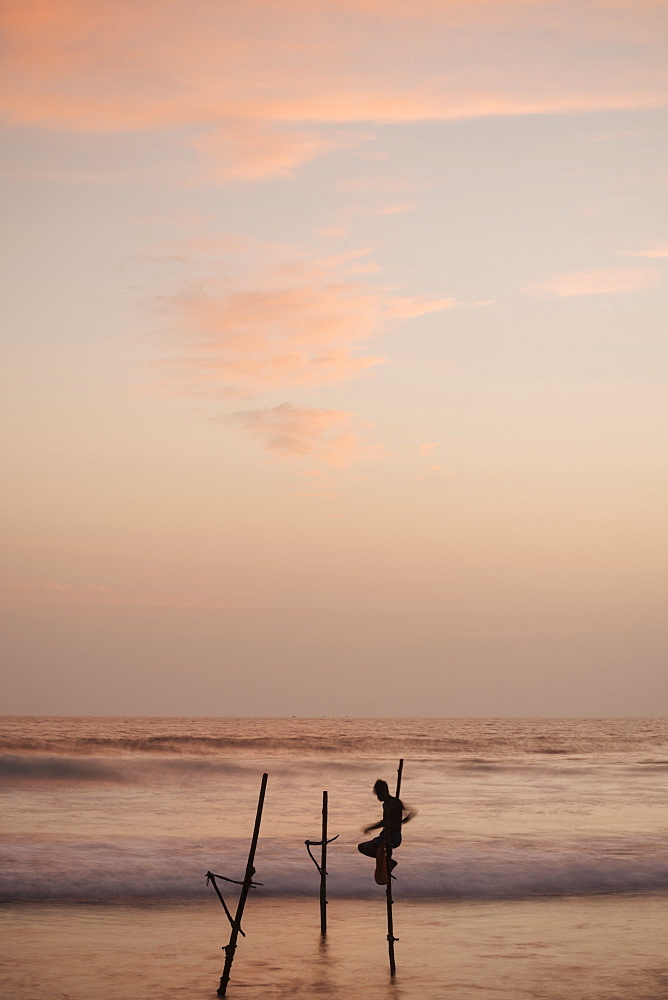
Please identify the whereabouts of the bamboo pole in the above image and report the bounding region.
[320,790,328,935]
[305,794,338,933]
[385,758,404,976]
[217,772,268,998]
[395,758,404,799]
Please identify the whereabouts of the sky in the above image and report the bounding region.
[1,0,667,717]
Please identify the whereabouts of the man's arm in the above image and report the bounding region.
[362,819,383,834]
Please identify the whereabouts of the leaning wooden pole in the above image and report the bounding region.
[320,790,328,935]
[217,772,268,998]
[385,758,404,976]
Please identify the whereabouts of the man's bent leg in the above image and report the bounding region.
[358,836,382,857]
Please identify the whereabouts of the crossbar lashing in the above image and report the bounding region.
[206,873,244,936]
[216,773,269,997]
[206,870,261,938]
[304,835,339,874]
[206,870,263,887]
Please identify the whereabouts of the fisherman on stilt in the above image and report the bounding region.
[358,779,414,884]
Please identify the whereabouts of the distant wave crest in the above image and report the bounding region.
[0,751,602,786]
[0,754,121,782]
[0,734,479,757]
[0,753,259,784]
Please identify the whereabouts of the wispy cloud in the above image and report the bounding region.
[2,0,666,180]
[152,239,455,462]
[529,266,660,297]
[232,403,373,467]
[160,282,388,393]
[158,246,454,396]
[373,203,415,216]
[621,244,668,258]
[190,122,358,182]
[588,129,648,142]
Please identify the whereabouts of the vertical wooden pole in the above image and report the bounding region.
[385,848,397,976]
[385,758,403,976]
[217,772,268,998]
[320,790,328,935]
[395,758,404,799]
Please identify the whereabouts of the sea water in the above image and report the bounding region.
[2,717,668,999]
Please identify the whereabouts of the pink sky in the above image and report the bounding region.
[1,0,667,715]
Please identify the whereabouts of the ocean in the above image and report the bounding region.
[2,717,667,999]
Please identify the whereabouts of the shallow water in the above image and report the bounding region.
[2,717,668,998]
[3,895,668,1000]
[2,717,668,902]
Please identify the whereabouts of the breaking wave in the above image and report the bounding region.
[0,753,256,783]
[0,752,607,786]
[0,754,123,782]
[2,836,667,903]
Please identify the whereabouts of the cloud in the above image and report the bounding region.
[190,122,356,182]
[530,266,660,297]
[589,129,648,142]
[161,283,387,392]
[419,442,440,454]
[418,461,455,479]
[374,203,415,216]
[159,247,454,395]
[232,403,372,467]
[621,244,668,258]
[1,0,666,180]
[387,296,457,318]
[151,239,457,461]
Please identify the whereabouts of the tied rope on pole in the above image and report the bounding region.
[304,790,339,935]
[215,772,269,998]
[304,836,339,874]
[206,871,263,937]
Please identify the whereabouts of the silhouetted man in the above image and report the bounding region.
[358,778,413,878]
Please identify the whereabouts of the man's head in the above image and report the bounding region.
[373,779,390,801]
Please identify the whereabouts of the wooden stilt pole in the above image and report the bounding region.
[385,758,404,977]
[305,793,338,933]
[395,758,404,799]
[217,772,268,998]
[385,849,397,976]
[320,790,328,936]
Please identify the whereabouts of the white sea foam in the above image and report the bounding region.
[2,835,668,903]
[2,717,667,907]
